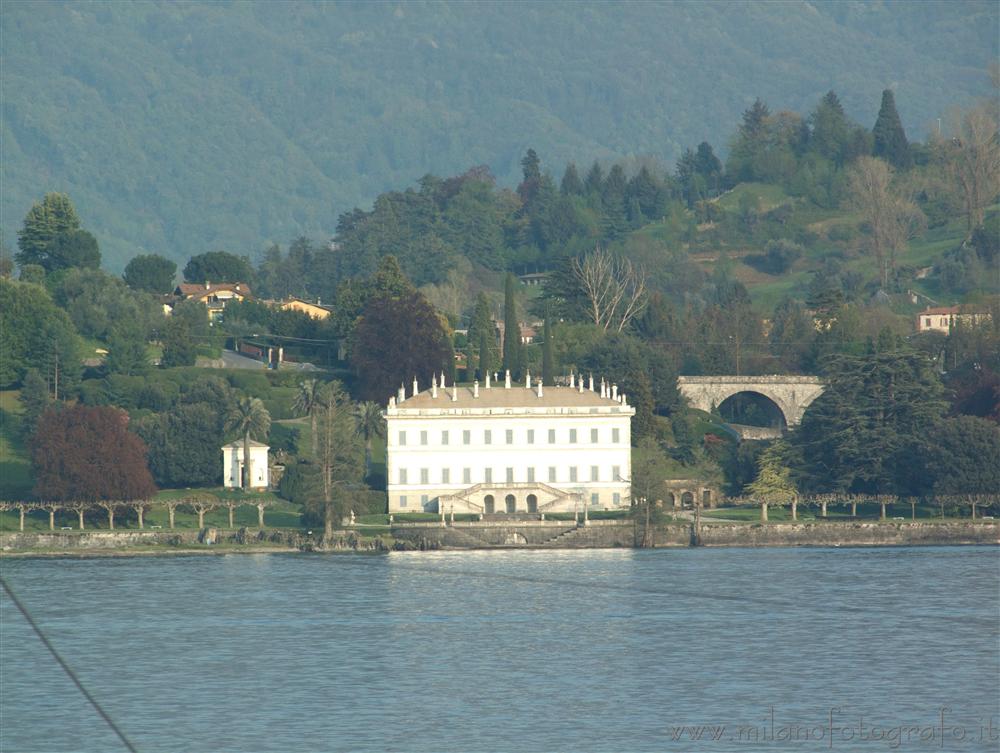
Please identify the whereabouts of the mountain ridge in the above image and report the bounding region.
[2,1,995,269]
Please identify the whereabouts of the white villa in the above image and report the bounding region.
[222,439,270,490]
[384,371,634,515]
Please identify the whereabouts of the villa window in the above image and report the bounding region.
[485,430,492,445]
[463,468,471,484]
[485,468,493,483]
[399,469,408,484]
[420,430,428,446]
[548,467,557,483]
[399,496,407,508]
[613,493,621,505]
[591,493,599,507]
[569,429,577,443]
[570,467,578,482]
[591,466,599,481]
[442,430,449,445]
[527,467,535,483]
[527,429,535,444]
[442,468,450,483]
[612,428,620,443]
[591,428,599,443]
[399,431,406,446]
[463,430,471,445]
[420,468,429,484]
[506,429,513,445]
[548,429,556,444]
[506,467,514,483]
[612,465,621,481]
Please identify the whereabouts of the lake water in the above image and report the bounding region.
[2,547,998,753]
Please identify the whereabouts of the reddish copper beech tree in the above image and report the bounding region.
[30,405,157,523]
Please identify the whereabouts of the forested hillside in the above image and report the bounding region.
[2,1,996,269]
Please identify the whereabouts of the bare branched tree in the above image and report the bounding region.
[946,104,1000,237]
[40,501,62,531]
[65,500,89,530]
[186,494,219,529]
[571,246,648,333]
[847,157,926,289]
[95,500,120,530]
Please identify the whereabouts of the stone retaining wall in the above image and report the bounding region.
[393,520,1000,549]
[3,521,996,554]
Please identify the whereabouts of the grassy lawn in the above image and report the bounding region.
[714,182,790,213]
[0,390,33,499]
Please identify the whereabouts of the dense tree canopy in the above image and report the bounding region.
[0,278,81,390]
[793,331,946,494]
[123,253,178,293]
[136,403,223,488]
[350,289,451,402]
[30,404,157,501]
[183,251,254,284]
[15,193,82,271]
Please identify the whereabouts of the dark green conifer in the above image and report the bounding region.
[872,89,912,169]
[541,308,555,386]
[501,273,522,378]
[560,163,584,195]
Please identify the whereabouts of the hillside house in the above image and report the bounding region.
[175,282,252,321]
[916,305,992,335]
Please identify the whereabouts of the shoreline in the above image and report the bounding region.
[2,520,997,557]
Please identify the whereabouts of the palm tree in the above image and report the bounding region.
[292,379,327,460]
[225,397,271,490]
[353,401,385,479]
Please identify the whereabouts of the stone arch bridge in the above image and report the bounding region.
[677,376,824,429]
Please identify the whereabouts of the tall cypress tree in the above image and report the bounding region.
[440,329,456,383]
[541,308,555,386]
[502,273,522,378]
[467,293,493,379]
[872,89,912,169]
[478,327,492,381]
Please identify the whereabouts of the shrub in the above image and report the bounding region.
[744,239,804,275]
[827,225,855,243]
[227,371,271,397]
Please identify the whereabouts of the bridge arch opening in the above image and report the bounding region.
[717,392,787,430]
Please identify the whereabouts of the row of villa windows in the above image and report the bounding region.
[397,492,623,509]
[396,465,623,485]
[397,427,622,446]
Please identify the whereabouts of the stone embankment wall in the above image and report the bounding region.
[3,521,996,554]
[696,521,1000,547]
[393,520,1000,549]
[0,528,386,553]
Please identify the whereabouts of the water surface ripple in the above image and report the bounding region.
[2,547,998,752]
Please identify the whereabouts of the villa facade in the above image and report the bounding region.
[384,372,634,515]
